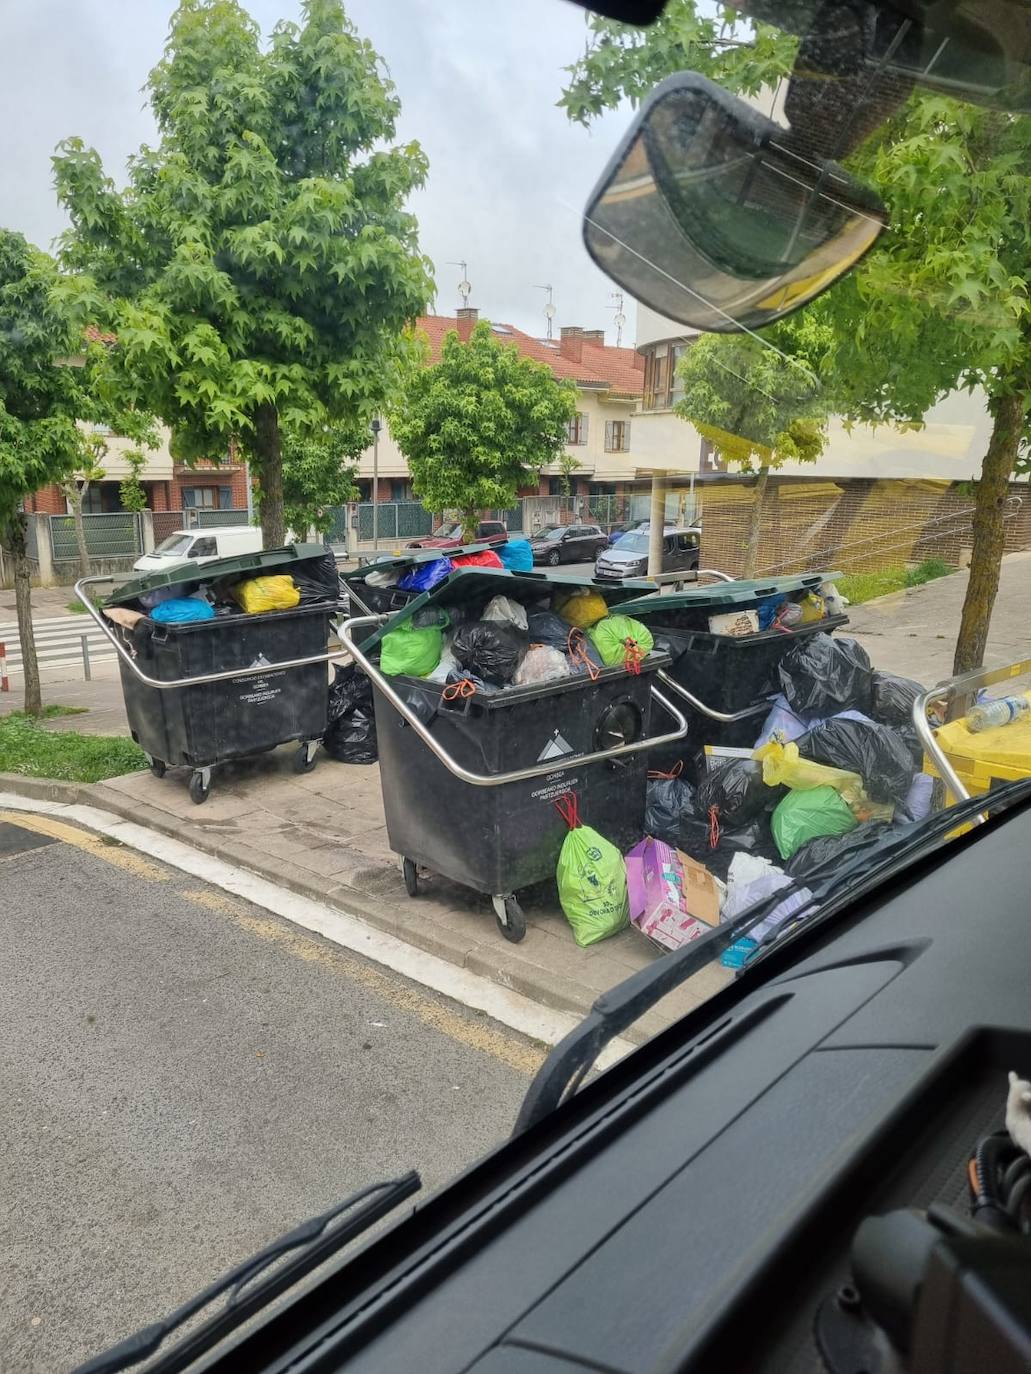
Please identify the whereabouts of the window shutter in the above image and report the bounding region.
[580,412,588,446]
[623,420,631,451]
[604,420,613,452]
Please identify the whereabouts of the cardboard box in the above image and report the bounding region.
[626,837,721,952]
[708,609,760,637]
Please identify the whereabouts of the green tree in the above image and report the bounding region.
[118,448,150,514]
[60,440,106,580]
[675,331,829,576]
[0,232,99,713]
[53,0,433,550]
[281,420,363,538]
[391,321,577,539]
[561,5,1031,672]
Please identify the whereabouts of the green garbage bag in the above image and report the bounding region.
[380,618,442,677]
[589,614,654,670]
[771,784,857,861]
[555,793,629,947]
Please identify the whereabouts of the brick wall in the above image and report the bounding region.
[25,484,66,515]
[699,476,1031,578]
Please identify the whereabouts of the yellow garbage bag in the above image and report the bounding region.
[798,592,826,623]
[754,739,893,823]
[231,575,300,614]
[554,587,609,629]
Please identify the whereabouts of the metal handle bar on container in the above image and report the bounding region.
[74,575,351,690]
[339,615,689,789]
[655,667,769,724]
[913,655,1031,821]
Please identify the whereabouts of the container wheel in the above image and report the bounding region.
[402,857,419,898]
[148,758,166,779]
[189,770,211,805]
[492,894,527,943]
[546,549,560,567]
[293,743,318,774]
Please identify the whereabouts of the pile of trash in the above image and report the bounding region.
[104,550,340,628]
[377,582,656,695]
[551,632,933,960]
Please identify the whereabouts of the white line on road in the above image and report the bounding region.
[0,791,633,1072]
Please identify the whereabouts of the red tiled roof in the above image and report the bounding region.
[84,325,117,345]
[414,316,643,399]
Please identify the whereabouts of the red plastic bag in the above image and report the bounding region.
[451,549,504,569]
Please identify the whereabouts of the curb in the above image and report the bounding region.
[0,771,629,1039]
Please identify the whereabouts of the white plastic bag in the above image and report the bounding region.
[513,645,570,686]
[482,595,528,631]
[424,642,459,684]
[720,851,814,943]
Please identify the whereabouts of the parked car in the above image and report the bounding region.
[529,523,609,566]
[132,525,262,573]
[406,520,508,551]
[594,526,700,581]
[606,519,648,546]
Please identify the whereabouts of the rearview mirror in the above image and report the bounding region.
[583,73,887,333]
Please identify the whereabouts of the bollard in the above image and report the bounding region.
[81,634,92,682]
[0,642,7,692]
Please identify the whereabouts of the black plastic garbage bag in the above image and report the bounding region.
[679,813,779,882]
[292,550,341,605]
[645,777,697,846]
[451,620,527,684]
[323,664,377,764]
[443,669,498,698]
[786,821,901,885]
[870,670,926,726]
[696,758,778,828]
[777,634,873,719]
[797,716,915,804]
[527,610,605,670]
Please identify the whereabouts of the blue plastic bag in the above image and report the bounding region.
[150,597,215,624]
[756,596,786,631]
[397,557,453,593]
[498,539,533,572]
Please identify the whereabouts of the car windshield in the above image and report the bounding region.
[11,0,1031,1365]
[154,534,193,555]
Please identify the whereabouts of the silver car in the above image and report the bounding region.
[594,526,700,581]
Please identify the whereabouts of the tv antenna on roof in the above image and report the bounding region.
[533,283,556,340]
[447,261,472,309]
[609,291,626,348]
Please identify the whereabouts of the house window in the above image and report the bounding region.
[80,483,123,514]
[566,412,588,445]
[181,486,223,509]
[604,419,631,453]
[389,479,411,502]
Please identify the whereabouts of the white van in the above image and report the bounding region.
[132,525,263,573]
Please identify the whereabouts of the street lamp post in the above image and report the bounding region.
[370,416,382,554]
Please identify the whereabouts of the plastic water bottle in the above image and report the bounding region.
[967,695,1031,733]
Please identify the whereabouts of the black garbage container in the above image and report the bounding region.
[86,544,343,803]
[619,572,848,779]
[341,566,685,942]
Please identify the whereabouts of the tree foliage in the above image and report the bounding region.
[391,321,577,535]
[560,2,1031,669]
[53,0,433,547]
[281,420,363,536]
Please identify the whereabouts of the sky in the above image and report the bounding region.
[0,0,637,344]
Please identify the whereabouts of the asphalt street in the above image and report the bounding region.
[0,813,534,1374]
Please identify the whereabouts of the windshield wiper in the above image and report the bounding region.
[513,779,1031,1135]
[74,1171,421,1374]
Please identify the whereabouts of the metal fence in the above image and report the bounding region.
[49,512,143,563]
[355,501,433,542]
[187,508,250,529]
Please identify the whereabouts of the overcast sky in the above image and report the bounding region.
[0,0,637,344]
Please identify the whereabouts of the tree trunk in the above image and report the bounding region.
[8,515,41,716]
[952,390,1023,676]
[460,509,477,542]
[742,466,769,579]
[254,404,285,548]
[71,486,91,579]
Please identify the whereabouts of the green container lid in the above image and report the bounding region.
[619,570,841,617]
[105,543,332,607]
[360,565,657,655]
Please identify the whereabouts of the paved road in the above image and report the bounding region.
[0,614,113,677]
[0,812,533,1373]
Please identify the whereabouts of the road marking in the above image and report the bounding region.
[0,793,635,1074]
[0,810,170,882]
[179,888,547,1076]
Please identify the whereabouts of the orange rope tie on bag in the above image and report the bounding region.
[622,636,644,676]
[648,759,684,781]
[708,804,721,849]
[567,627,600,682]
